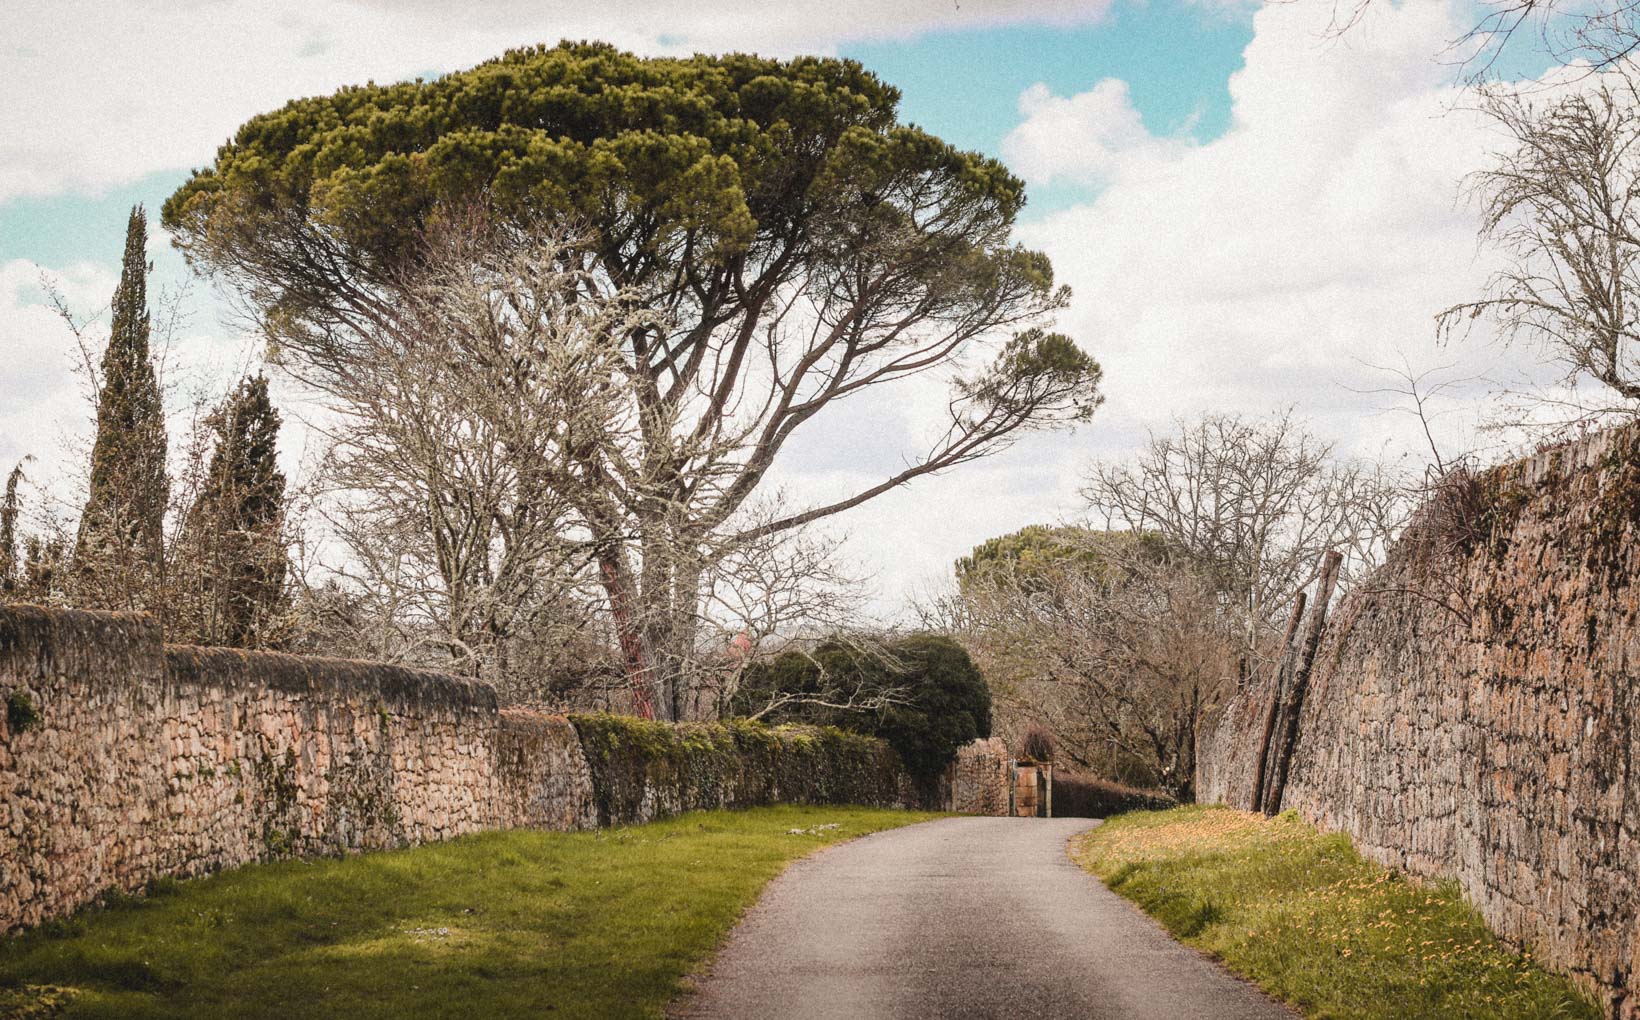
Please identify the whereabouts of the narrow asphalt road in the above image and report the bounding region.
[678,816,1295,1020]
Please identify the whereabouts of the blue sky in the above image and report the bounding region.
[0,172,185,270]
[844,3,1254,217]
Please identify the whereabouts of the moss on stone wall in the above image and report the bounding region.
[568,714,915,827]
[4,689,39,735]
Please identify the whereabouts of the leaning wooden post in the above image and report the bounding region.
[1250,590,1307,811]
[1263,549,1343,817]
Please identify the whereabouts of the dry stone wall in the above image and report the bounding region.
[949,737,1011,815]
[1199,424,1640,1017]
[0,605,920,933]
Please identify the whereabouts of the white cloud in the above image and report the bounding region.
[1014,0,1556,472]
[1004,79,1194,187]
[0,260,108,522]
[355,0,1113,47]
[0,0,1112,205]
[806,0,1584,610]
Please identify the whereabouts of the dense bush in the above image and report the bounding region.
[731,642,864,728]
[1019,723,1055,763]
[733,633,992,785]
[568,714,915,825]
[876,634,992,780]
[1051,773,1175,818]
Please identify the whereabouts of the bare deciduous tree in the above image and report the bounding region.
[284,203,1091,718]
[729,630,915,725]
[311,219,624,697]
[1081,412,1401,665]
[1442,86,1640,418]
[1321,1,1612,79]
[937,531,1238,799]
[936,414,1404,796]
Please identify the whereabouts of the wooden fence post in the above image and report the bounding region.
[1251,590,1307,811]
[1262,549,1343,817]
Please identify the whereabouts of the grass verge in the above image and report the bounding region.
[1072,805,1601,1020]
[0,805,940,1020]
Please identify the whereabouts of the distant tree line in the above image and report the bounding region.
[931,412,1407,799]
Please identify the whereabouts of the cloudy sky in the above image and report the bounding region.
[0,0,1565,612]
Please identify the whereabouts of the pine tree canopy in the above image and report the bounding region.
[158,43,1094,413]
[163,42,1022,276]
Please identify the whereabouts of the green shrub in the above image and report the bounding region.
[731,643,864,728]
[874,635,991,782]
[733,634,992,785]
[567,714,910,824]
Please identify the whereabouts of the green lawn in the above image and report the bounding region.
[1073,805,1602,1020]
[0,805,940,1020]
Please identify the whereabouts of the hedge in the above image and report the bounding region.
[567,714,918,826]
[1051,773,1177,818]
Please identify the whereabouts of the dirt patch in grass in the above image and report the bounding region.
[0,805,940,1020]
[1072,805,1601,1020]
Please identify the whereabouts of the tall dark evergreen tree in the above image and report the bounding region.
[175,375,288,646]
[1,461,23,596]
[73,206,169,611]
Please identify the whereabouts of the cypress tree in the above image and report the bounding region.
[178,375,287,646]
[1,461,22,596]
[73,206,169,611]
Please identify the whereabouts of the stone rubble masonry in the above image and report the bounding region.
[950,737,1011,815]
[1198,422,1640,1018]
[0,605,918,934]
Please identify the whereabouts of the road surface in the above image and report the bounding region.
[679,816,1294,1020]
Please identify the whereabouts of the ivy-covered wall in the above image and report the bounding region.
[570,714,922,826]
[1199,423,1640,1017]
[0,606,922,934]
